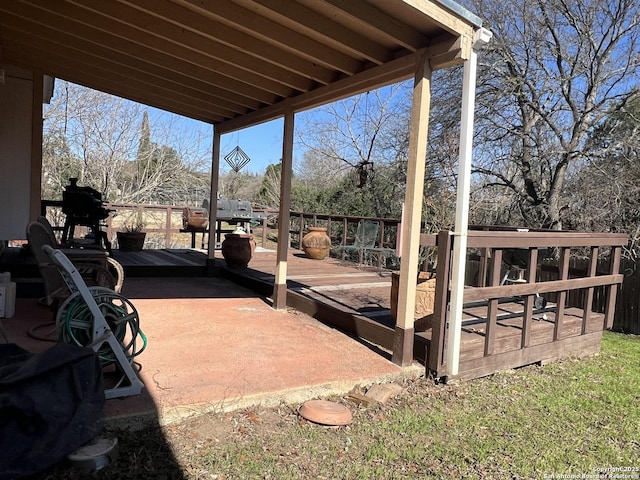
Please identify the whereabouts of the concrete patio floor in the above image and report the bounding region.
[2,276,422,426]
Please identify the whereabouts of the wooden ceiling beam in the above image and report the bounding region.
[307,0,429,51]
[2,20,256,115]
[125,0,341,84]
[5,40,231,122]
[5,48,223,123]
[75,0,317,91]
[235,0,391,65]
[1,2,281,105]
[3,33,243,119]
[19,0,297,98]
[401,0,476,44]
[177,0,362,76]
[428,33,472,70]
[219,52,419,134]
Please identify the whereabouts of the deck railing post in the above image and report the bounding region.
[553,247,571,341]
[428,231,453,376]
[341,218,348,255]
[521,247,539,348]
[484,248,502,356]
[261,217,268,248]
[604,246,622,329]
[165,206,172,248]
[581,246,599,334]
[298,212,304,250]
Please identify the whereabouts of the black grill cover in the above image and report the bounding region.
[0,343,105,479]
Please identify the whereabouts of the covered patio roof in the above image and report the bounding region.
[0,0,480,130]
[0,0,487,373]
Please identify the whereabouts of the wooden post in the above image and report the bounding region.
[581,246,599,334]
[299,212,304,250]
[521,247,539,348]
[165,206,172,248]
[341,217,348,258]
[206,127,221,266]
[484,248,502,356]
[392,50,431,367]
[604,246,622,329]
[428,231,453,375]
[553,247,571,340]
[273,106,294,310]
[261,217,268,249]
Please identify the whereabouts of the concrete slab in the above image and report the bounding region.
[2,277,423,426]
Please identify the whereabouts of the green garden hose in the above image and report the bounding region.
[57,288,147,366]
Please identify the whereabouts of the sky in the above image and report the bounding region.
[55,80,390,177]
[219,118,286,175]
[148,107,288,176]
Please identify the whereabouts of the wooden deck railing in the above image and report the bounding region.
[40,201,401,254]
[425,229,628,380]
[41,201,263,249]
[288,211,401,250]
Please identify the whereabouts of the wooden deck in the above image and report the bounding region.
[219,249,609,381]
[111,249,208,277]
[70,247,615,379]
[2,243,618,381]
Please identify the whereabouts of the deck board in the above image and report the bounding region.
[111,249,208,276]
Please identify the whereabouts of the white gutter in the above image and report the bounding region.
[446,27,492,376]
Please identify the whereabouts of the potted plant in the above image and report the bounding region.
[116,207,146,252]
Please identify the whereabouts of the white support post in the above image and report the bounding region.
[447,28,492,376]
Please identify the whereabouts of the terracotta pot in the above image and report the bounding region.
[182,207,209,230]
[302,227,331,260]
[390,271,436,331]
[116,231,146,252]
[221,233,256,268]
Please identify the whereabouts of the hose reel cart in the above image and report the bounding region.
[43,245,145,399]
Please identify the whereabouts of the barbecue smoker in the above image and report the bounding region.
[182,198,259,249]
[61,178,113,251]
[215,198,254,224]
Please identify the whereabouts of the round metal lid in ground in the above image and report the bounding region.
[298,400,353,426]
[67,436,119,473]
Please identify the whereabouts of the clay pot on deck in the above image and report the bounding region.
[182,207,209,230]
[221,233,256,268]
[390,271,436,331]
[302,227,331,260]
[116,231,146,252]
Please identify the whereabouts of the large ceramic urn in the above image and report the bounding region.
[221,232,256,268]
[302,227,332,260]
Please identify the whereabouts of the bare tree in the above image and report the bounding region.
[297,84,413,217]
[565,95,640,255]
[468,0,640,229]
[42,81,213,205]
[43,82,140,200]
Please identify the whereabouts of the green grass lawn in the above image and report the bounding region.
[37,332,640,480]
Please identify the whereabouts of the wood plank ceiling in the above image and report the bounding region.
[0,0,480,128]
